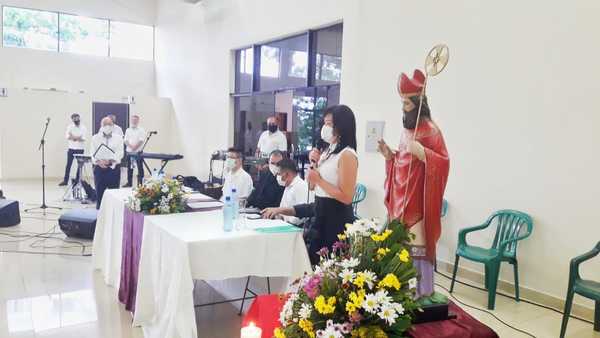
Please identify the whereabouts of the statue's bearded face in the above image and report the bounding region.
[402,94,430,130]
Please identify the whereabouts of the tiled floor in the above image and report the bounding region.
[0,179,598,338]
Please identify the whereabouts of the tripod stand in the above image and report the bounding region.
[25,118,62,214]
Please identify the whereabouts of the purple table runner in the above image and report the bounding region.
[118,208,145,313]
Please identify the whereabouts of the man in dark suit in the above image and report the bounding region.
[247,150,284,209]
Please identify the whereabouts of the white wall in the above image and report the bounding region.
[0,0,157,96]
[155,0,600,309]
[0,88,185,179]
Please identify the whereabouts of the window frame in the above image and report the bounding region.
[1,4,155,61]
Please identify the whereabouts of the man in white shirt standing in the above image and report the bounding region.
[256,116,287,158]
[263,158,309,225]
[60,113,87,186]
[90,117,124,209]
[123,114,146,187]
[221,147,253,201]
[108,114,124,137]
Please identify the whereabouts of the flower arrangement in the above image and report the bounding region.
[126,177,186,215]
[276,218,419,338]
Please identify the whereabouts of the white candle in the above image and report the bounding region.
[241,322,262,338]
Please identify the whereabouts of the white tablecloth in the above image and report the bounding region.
[92,189,312,338]
[133,211,311,338]
[92,188,133,289]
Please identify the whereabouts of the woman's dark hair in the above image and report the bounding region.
[325,104,357,155]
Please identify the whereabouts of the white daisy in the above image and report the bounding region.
[338,257,360,269]
[299,303,312,320]
[409,277,418,290]
[339,269,355,284]
[393,302,405,315]
[375,289,393,305]
[362,293,380,314]
[361,270,378,289]
[378,303,399,325]
[316,325,344,338]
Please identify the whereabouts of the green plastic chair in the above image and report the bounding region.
[450,210,533,310]
[352,183,367,217]
[559,241,600,338]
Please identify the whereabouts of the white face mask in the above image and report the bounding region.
[101,125,113,135]
[269,164,279,176]
[320,125,335,144]
[225,158,237,170]
[276,175,286,187]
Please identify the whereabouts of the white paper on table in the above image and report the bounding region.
[94,144,116,161]
[187,201,223,209]
[186,193,215,203]
[245,218,291,230]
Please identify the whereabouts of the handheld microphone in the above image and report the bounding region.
[46,117,51,123]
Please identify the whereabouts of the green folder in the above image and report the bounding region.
[254,225,302,233]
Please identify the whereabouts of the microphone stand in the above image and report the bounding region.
[25,119,62,213]
[137,132,156,176]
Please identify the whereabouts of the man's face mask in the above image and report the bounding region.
[73,119,80,126]
[268,124,278,133]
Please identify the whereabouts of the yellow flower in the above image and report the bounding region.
[274,328,286,338]
[376,247,391,260]
[351,327,388,338]
[370,229,393,242]
[346,289,366,314]
[378,273,401,290]
[314,295,336,315]
[344,223,353,229]
[337,233,347,240]
[353,273,367,288]
[398,248,410,263]
[299,319,315,338]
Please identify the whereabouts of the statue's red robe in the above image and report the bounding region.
[384,119,450,262]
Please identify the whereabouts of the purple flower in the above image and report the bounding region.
[332,241,349,253]
[340,322,353,334]
[303,274,322,299]
[317,247,329,257]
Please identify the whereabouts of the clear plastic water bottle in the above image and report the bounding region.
[223,196,234,232]
[231,188,239,219]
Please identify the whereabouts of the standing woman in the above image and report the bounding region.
[306,105,358,264]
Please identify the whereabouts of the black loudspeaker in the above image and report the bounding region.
[0,199,20,227]
[59,208,98,239]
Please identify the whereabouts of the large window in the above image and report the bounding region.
[59,14,109,56]
[2,7,58,51]
[232,24,343,157]
[1,6,154,61]
[109,21,154,61]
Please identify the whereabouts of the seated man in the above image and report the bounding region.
[221,147,253,200]
[264,158,309,225]
[247,150,285,209]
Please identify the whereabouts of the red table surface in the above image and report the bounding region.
[242,295,499,338]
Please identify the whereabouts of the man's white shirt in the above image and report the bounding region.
[221,168,254,201]
[90,132,124,169]
[280,175,309,225]
[65,123,87,150]
[124,126,147,152]
[257,130,287,156]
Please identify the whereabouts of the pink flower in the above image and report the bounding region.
[303,274,322,299]
[349,311,363,323]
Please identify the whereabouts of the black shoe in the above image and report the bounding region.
[58,181,68,186]
[122,183,132,188]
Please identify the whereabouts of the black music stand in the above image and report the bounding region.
[25,119,62,213]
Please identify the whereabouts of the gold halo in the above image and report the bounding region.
[425,44,450,76]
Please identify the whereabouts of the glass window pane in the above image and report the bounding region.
[260,46,280,78]
[234,94,275,156]
[2,7,58,51]
[109,21,153,61]
[288,51,308,78]
[312,24,343,85]
[235,47,253,93]
[259,33,308,91]
[59,14,108,56]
